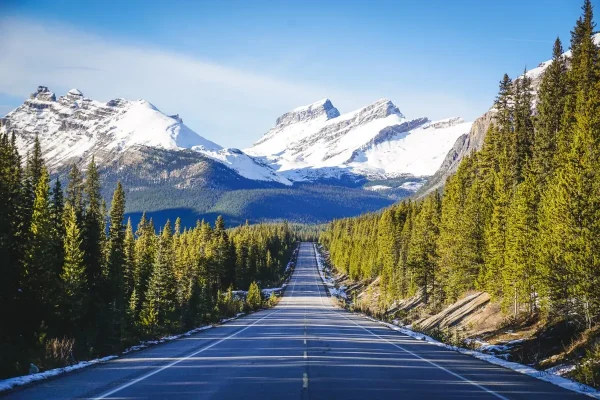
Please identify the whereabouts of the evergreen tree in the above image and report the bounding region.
[60,204,87,336]
[246,281,262,311]
[0,132,25,377]
[534,38,568,183]
[25,168,60,339]
[141,221,177,336]
[82,156,106,351]
[105,182,127,347]
[65,164,84,222]
[407,193,441,306]
[504,168,539,316]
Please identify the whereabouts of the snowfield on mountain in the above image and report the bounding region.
[246,98,471,182]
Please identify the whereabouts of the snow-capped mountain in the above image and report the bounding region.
[246,98,472,184]
[0,86,289,185]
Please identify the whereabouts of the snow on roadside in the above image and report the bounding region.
[0,356,117,392]
[314,243,347,300]
[0,314,243,393]
[367,318,600,398]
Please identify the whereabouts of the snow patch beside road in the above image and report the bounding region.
[0,356,118,392]
[368,319,600,398]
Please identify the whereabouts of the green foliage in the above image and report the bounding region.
[0,140,299,378]
[321,1,600,334]
[573,343,600,387]
[246,282,262,311]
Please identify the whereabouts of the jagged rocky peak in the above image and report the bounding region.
[65,88,84,100]
[275,98,340,127]
[30,86,56,102]
[350,98,404,122]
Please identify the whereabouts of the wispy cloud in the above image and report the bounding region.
[0,17,366,147]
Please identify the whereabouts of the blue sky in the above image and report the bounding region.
[0,0,587,148]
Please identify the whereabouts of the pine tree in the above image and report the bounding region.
[0,132,25,377]
[141,221,177,336]
[134,213,156,314]
[538,0,600,327]
[123,218,136,303]
[82,156,106,350]
[60,204,87,335]
[482,149,512,298]
[65,164,84,222]
[407,193,441,306]
[504,168,539,316]
[534,38,568,183]
[25,168,60,339]
[513,69,534,181]
[105,182,127,347]
[50,178,65,279]
[378,208,399,307]
[246,281,262,311]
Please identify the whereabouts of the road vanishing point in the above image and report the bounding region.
[3,243,586,399]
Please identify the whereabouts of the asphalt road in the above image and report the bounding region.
[3,242,586,399]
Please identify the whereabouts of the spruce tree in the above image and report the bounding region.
[106,182,127,346]
[504,168,539,316]
[65,164,84,222]
[60,204,87,336]
[534,38,568,183]
[25,168,60,338]
[141,221,177,336]
[82,156,106,350]
[246,281,262,311]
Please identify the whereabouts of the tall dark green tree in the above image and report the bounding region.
[141,221,177,335]
[105,182,127,347]
[534,38,568,183]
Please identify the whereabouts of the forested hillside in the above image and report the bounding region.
[0,133,297,378]
[320,0,600,385]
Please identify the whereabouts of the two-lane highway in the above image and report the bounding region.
[3,243,585,399]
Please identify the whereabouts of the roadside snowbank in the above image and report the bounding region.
[0,355,117,392]
[314,243,347,300]
[368,318,600,398]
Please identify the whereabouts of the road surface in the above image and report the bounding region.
[3,242,585,399]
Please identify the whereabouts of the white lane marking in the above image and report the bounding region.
[94,309,281,399]
[304,351,307,359]
[303,372,308,389]
[308,244,508,400]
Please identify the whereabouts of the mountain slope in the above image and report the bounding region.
[0,86,289,185]
[246,98,472,185]
[1,87,394,226]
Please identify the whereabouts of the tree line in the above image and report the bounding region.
[0,135,296,378]
[320,1,600,330]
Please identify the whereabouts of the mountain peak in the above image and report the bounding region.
[68,88,83,96]
[275,98,340,128]
[363,98,404,118]
[30,86,56,102]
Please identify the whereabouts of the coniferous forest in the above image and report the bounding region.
[321,1,600,383]
[0,134,297,378]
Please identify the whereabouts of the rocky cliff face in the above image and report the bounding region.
[416,110,495,197]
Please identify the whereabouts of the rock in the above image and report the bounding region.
[29,363,39,374]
